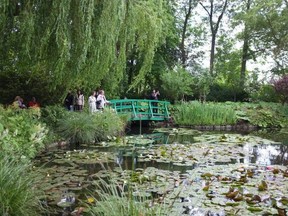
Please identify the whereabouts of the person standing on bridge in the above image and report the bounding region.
[96,90,110,110]
[150,89,160,113]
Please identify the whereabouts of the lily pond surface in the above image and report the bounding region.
[34,128,288,216]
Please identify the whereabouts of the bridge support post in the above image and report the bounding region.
[139,116,142,135]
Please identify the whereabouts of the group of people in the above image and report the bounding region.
[64,90,85,111]
[12,96,40,109]
[88,90,110,113]
[11,88,159,113]
[64,89,110,113]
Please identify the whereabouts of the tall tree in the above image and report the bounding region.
[199,0,228,76]
[179,0,194,67]
[245,0,288,75]
[240,0,251,87]
[214,35,242,101]
[0,0,172,103]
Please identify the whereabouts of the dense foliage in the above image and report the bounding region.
[0,0,287,104]
[0,0,173,104]
[0,106,47,159]
[161,67,194,102]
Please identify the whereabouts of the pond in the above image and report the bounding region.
[34,127,288,216]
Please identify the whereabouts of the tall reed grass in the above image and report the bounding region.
[56,108,128,145]
[173,101,237,126]
[0,155,44,216]
[88,177,167,216]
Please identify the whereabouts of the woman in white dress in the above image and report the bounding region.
[88,91,97,113]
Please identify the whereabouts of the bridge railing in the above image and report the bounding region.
[109,99,170,121]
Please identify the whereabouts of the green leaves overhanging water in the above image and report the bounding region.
[0,0,171,93]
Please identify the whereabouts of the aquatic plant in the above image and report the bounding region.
[88,176,167,216]
[173,101,237,126]
[172,101,288,128]
[56,111,98,145]
[56,108,127,145]
[33,130,288,215]
[0,155,45,216]
[93,108,127,142]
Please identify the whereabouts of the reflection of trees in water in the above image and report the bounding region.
[271,145,288,165]
[250,144,288,166]
[251,129,288,143]
[165,134,195,144]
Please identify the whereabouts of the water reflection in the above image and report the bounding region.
[36,128,288,215]
[122,130,288,169]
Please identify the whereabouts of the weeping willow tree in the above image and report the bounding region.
[0,0,172,102]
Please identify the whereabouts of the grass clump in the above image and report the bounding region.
[87,177,167,216]
[56,108,127,145]
[173,101,237,126]
[0,155,44,216]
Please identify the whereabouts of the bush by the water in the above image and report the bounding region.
[230,102,288,128]
[40,105,69,128]
[0,106,48,159]
[0,155,44,216]
[173,101,237,126]
[56,108,128,145]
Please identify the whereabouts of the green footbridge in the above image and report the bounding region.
[109,99,170,121]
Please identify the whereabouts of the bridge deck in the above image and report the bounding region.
[109,99,170,121]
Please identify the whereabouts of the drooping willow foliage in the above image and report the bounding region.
[0,0,172,98]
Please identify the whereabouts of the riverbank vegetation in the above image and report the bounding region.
[0,154,44,216]
[0,106,128,215]
[88,177,167,216]
[172,101,288,128]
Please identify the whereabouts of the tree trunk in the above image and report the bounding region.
[200,0,228,77]
[210,33,216,76]
[240,0,251,88]
[180,0,193,68]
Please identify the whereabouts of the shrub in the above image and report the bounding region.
[250,84,280,102]
[40,105,68,128]
[0,155,44,216]
[56,111,98,145]
[93,109,127,142]
[56,108,127,145]
[273,75,288,104]
[161,67,194,102]
[0,106,48,159]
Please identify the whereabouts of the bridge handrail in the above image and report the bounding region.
[109,99,170,121]
[109,99,170,104]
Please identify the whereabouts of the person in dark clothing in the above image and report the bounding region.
[64,90,74,111]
